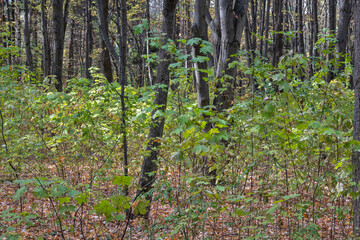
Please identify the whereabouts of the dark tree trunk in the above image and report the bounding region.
[353,0,360,236]
[85,0,93,79]
[259,0,266,55]
[139,0,178,203]
[15,0,21,65]
[0,0,3,48]
[67,19,75,79]
[24,0,33,71]
[31,1,38,48]
[264,0,271,58]
[99,0,113,82]
[297,0,305,54]
[52,0,65,91]
[337,0,351,72]
[146,0,154,86]
[208,0,249,112]
[327,0,337,82]
[272,0,283,67]
[250,0,257,54]
[41,0,51,77]
[310,0,319,76]
[120,0,127,85]
[192,0,210,109]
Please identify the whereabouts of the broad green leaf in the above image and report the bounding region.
[13,186,27,200]
[112,176,133,186]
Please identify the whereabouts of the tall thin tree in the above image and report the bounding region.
[353,0,360,236]
[23,0,33,71]
[138,0,178,206]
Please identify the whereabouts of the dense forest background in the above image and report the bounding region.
[1,0,360,239]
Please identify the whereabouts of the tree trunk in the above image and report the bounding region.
[120,0,127,85]
[85,0,93,79]
[23,0,33,71]
[259,0,266,55]
[192,0,210,109]
[208,0,249,112]
[52,0,65,91]
[297,0,305,54]
[41,0,51,77]
[337,0,351,72]
[264,0,270,58]
[100,0,113,82]
[327,0,337,82]
[310,0,319,76]
[272,0,283,67]
[353,0,360,236]
[15,0,21,65]
[139,0,178,204]
[67,19,75,79]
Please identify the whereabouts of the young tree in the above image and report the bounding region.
[23,0,33,71]
[138,0,178,204]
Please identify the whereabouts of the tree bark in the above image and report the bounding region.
[41,0,51,77]
[24,0,33,71]
[139,0,178,203]
[263,0,270,58]
[208,0,249,112]
[297,0,305,54]
[272,0,283,67]
[327,0,337,82]
[192,0,210,109]
[100,0,113,82]
[120,0,127,85]
[52,0,65,91]
[85,0,93,79]
[14,0,21,65]
[337,0,351,72]
[67,19,75,79]
[353,1,360,236]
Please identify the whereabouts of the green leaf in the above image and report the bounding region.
[193,144,208,154]
[234,208,248,216]
[267,203,278,214]
[115,214,126,221]
[59,204,75,215]
[75,193,90,205]
[94,200,116,220]
[134,199,149,215]
[33,187,48,198]
[68,190,80,197]
[112,176,133,186]
[59,197,70,205]
[283,194,300,200]
[186,38,201,46]
[13,186,27,200]
[215,185,226,192]
[322,128,336,135]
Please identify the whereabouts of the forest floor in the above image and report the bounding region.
[0,161,354,240]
